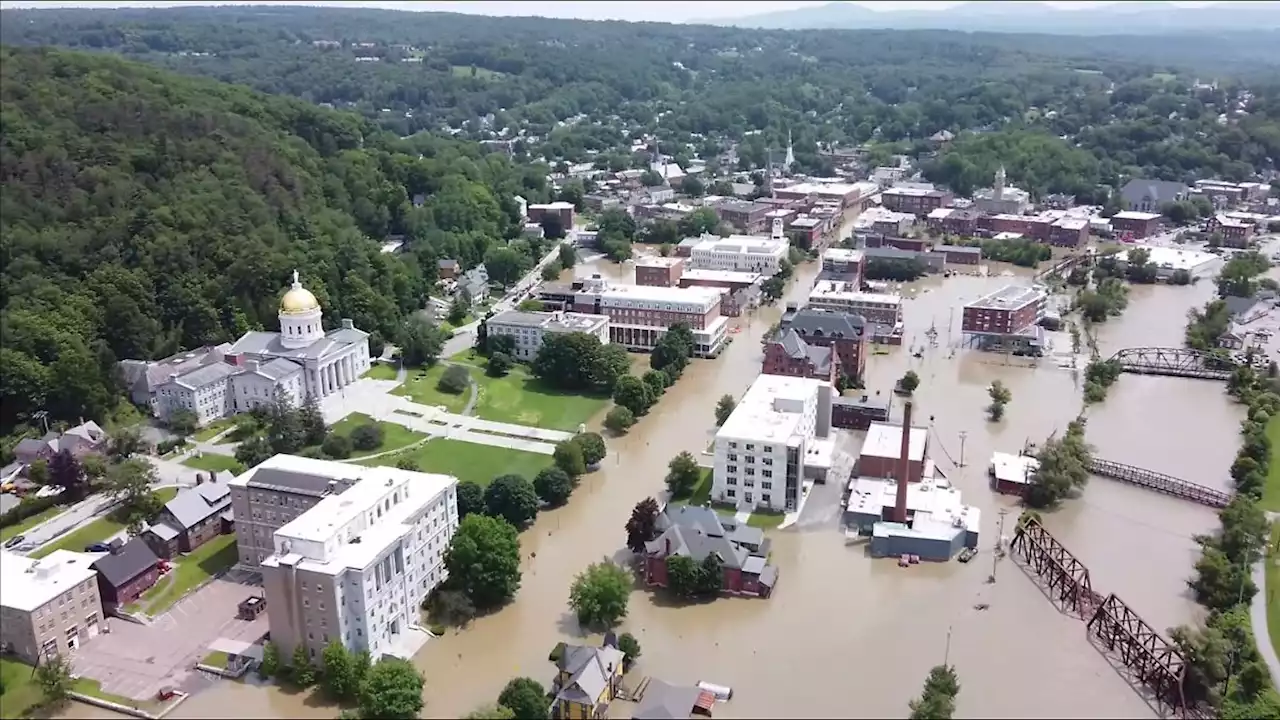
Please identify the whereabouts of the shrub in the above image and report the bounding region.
[350,423,385,451]
[322,434,353,459]
[438,365,471,394]
[604,406,635,433]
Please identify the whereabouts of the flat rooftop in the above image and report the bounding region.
[810,281,903,305]
[1113,211,1162,221]
[593,282,723,306]
[861,422,928,462]
[680,268,762,284]
[717,374,829,445]
[635,256,684,268]
[965,285,1045,312]
[990,452,1038,486]
[1,549,101,612]
[489,310,608,333]
[846,476,981,535]
[883,186,946,197]
[822,248,864,264]
[780,181,875,198]
[689,234,789,256]
[1116,245,1219,273]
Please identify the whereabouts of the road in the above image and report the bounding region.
[12,456,201,553]
[443,238,568,358]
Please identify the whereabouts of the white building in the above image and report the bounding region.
[0,549,104,664]
[807,281,904,325]
[259,456,458,663]
[712,375,835,513]
[686,234,790,275]
[1114,245,1219,279]
[486,310,610,361]
[569,276,730,357]
[154,271,372,425]
[974,166,1031,216]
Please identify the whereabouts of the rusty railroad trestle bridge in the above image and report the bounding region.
[1109,347,1236,381]
[1009,518,1188,718]
[1087,458,1231,509]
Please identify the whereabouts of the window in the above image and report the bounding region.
[726,489,736,498]
[746,467,755,476]
[745,456,754,464]
[745,444,755,450]
[762,481,773,490]
[762,494,772,505]
[762,470,773,478]
[726,477,737,486]
[727,465,737,474]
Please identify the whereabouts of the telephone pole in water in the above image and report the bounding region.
[991,508,1009,583]
[957,431,968,469]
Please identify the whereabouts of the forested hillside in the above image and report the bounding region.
[3,5,1278,188]
[0,46,552,435]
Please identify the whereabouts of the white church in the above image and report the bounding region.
[150,271,372,426]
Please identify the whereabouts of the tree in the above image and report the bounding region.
[107,458,162,524]
[35,655,73,706]
[617,633,641,669]
[1025,418,1092,508]
[625,497,661,553]
[259,641,281,678]
[604,406,635,434]
[533,332,605,391]
[299,394,327,447]
[466,705,516,720]
[557,243,576,270]
[761,275,785,301]
[497,677,549,720]
[898,370,920,395]
[291,643,316,686]
[109,427,144,460]
[235,434,274,468]
[47,449,87,500]
[613,375,655,416]
[665,554,702,598]
[540,263,561,282]
[358,657,425,720]
[265,390,306,454]
[322,433,354,459]
[681,175,705,197]
[487,351,514,377]
[400,315,448,367]
[444,514,522,609]
[484,246,532,287]
[427,588,477,628]
[350,423,385,451]
[714,394,736,426]
[438,364,471,394]
[485,474,540,526]
[591,343,631,392]
[26,459,49,486]
[651,323,694,378]
[641,369,669,396]
[81,454,107,483]
[909,665,959,720]
[533,466,574,507]
[447,293,470,326]
[665,451,701,497]
[553,438,587,477]
[568,559,632,629]
[456,480,486,518]
[987,380,1011,421]
[321,640,363,702]
[695,553,723,596]
[168,408,198,436]
[573,432,607,466]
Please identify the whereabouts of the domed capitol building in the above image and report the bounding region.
[136,270,371,426]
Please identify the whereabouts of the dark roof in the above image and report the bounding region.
[647,505,766,569]
[781,307,866,340]
[865,246,923,261]
[246,467,355,497]
[774,329,834,375]
[935,244,982,255]
[633,680,704,720]
[1120,178,1188,205]
[92,537,159,588]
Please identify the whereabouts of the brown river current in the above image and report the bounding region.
[63,249,1242,719]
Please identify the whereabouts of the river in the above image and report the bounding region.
[64,251,1239,719]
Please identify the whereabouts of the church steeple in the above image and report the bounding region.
[783,128,795,172]
[994,165,1006,201]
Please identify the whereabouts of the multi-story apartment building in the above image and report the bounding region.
[677,269,762,318]
[229,454,364,569]
[819,248,866,285]
[0,550,104,664]
[566,276,729,357]
[685,234,790,276]
[526,201,575,229]
[806,281,903,326]
[712,375,835,513]
[259,457,459,663]
[926,207,982,236]
[1109,211,1163,240]
[1206,213,1256,248]
[880,186,953,215]
[634,256,685,287]
[961,285,1047,337]
[711,199,772,234]
[484,310,610,361]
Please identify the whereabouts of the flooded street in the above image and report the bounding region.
[67,252,1241,719]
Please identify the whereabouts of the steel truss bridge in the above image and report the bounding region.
[1109,347,1234,381]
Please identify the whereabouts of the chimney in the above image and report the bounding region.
[893,401,913,524]
[664,537,670,555]
[245,359,259,373]
[168,372,179,383]
[196,473,204,485]
[342,318,355,330]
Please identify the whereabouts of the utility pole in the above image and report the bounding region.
[991,508,1009,583]
[943,625,953,667]
[957,431,968,469]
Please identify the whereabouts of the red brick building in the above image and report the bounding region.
[880,187,953,215]
[1047,218,1089,248]
[777,307,868,383]
[91,538,161,610]
[1109,211,1162,240]
[1206,214,1255,248]
[856,422,930,484]
[526,202,575,229]
[961,285,1046,336]
[761,329,838,383]
[927,208,981,236]
[865,235,928,252]
[933,245,982,265]
[643,505,777,598]
[634,256,685,287]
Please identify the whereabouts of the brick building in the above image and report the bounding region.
[777,306,868,383]
[634,256,685,287]
[880,186,953,215]
[761,329,838,383]
[1109,211,1162,240]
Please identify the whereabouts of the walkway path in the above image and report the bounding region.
[1252,510,1280,687]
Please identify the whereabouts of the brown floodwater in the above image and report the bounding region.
[65,250,1239,720]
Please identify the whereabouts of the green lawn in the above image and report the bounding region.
[131,534,238,615]
[472,367,609,431]
[1262,417,1280,512]
[392,364,472,413]
[361,439,549,486]
[0,505,64,542]
[441,314,475,333]
[181,453,245,474]
[30,487,179,559]
[672,468,713,506]
[193,418,235,442]
[747,510,786,529]
[0,658,42,718]
[327,412,427,458]
[72,677,158,710]
[201,651,230,669]
[362,363,401,381]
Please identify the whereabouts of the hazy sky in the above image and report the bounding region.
[0,1,1223,23]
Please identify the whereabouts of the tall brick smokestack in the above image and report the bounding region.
[894,401,913,524]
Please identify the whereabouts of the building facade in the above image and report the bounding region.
[643,505,777,598]
[776,306,868,383]
[485,311,611,361]
[259,457,459,663]
[806,281,903,327]
[685,234,790,275]
[150,271,371,426]
[880,187,952,215]
[961,285,1047,336]
[634,256,685,287]
[568,276,729,357]
[1109,211,1163,239]
[712,375,834,512]
[761,330,838,384]
[0,550,104,664]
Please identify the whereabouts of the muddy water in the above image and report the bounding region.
[69,257,1241,719]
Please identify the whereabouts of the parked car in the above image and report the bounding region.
[85,542,111,553]
[4,534,25,549]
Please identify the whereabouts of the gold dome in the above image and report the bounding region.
[279,270,320,314]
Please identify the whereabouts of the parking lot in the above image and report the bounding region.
[71,570,268,701]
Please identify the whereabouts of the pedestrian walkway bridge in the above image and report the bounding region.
[1109,347,1234,381]
[1089,458,1231,509]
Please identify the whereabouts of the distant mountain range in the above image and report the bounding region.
[710,1,1280,35]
